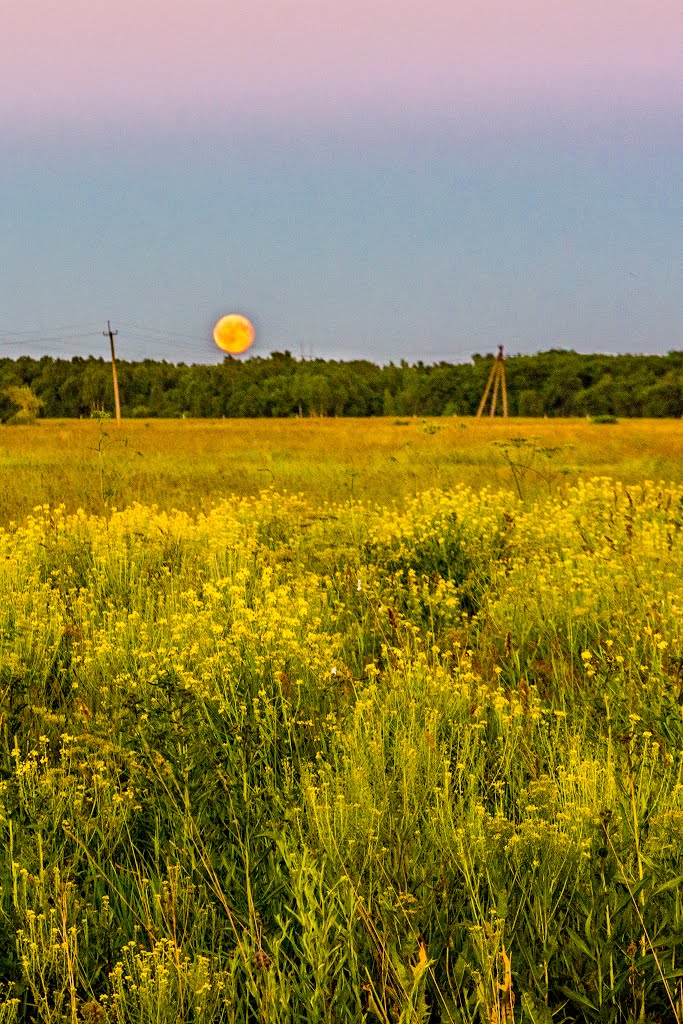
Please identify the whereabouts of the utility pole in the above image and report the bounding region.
[104,321,122,426]
[476,345,508,419]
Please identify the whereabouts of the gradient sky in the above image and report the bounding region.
[1,1,681,364]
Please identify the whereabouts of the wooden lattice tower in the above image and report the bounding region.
[476,345,508,418]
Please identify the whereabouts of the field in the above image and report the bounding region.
[2,417,683,524]
[1,418,683,1022]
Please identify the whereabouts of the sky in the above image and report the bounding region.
[1,0,681,365]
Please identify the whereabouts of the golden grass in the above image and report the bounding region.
[1,416,682,524]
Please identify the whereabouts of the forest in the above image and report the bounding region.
[1,348,682,421]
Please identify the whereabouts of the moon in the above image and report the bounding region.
[213,314,255,354]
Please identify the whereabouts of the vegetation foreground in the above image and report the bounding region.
[1,463,683,1022]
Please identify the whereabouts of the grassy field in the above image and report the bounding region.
[1,416,682,524]
[1,419,683,1022]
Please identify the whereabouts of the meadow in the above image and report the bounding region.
[1,418,683,1022]
[1,416,682,524]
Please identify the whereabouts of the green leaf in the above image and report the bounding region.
[558,985,599,1017]
[565,928,597,963]
[653,874,683,897]
[520,991,554,1024]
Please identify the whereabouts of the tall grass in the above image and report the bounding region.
[1,416,683,524]
[1,474,682,1021]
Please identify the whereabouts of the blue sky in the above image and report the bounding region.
[1,2,680,365]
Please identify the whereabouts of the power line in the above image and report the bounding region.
[120,337,205,354]
[0,331,102,344]
[0,323,101,336]
[115,321,209,343]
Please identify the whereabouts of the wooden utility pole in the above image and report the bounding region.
[476,345,508,418]
[104,321,122,426]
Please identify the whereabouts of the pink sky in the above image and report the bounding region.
[3,0,680,128]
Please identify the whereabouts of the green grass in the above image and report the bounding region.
[1,423,683,1021]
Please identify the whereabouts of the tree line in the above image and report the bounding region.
[1,349,682,421]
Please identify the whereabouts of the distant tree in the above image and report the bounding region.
[1,349,681,420]
[2,384,44,424]
[642,372,683,417]
[382,389,397,416]
[517,389,544,417]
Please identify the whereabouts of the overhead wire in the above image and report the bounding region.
[0,322,102,336]
[0,331,102,342]
[115,321,211,346]
[0,321,479,363]
[116,319,204,337]
[0,320,204,355]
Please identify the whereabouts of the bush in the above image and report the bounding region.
[1,385,43,425]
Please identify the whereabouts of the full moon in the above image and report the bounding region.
[212,314,255,355]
